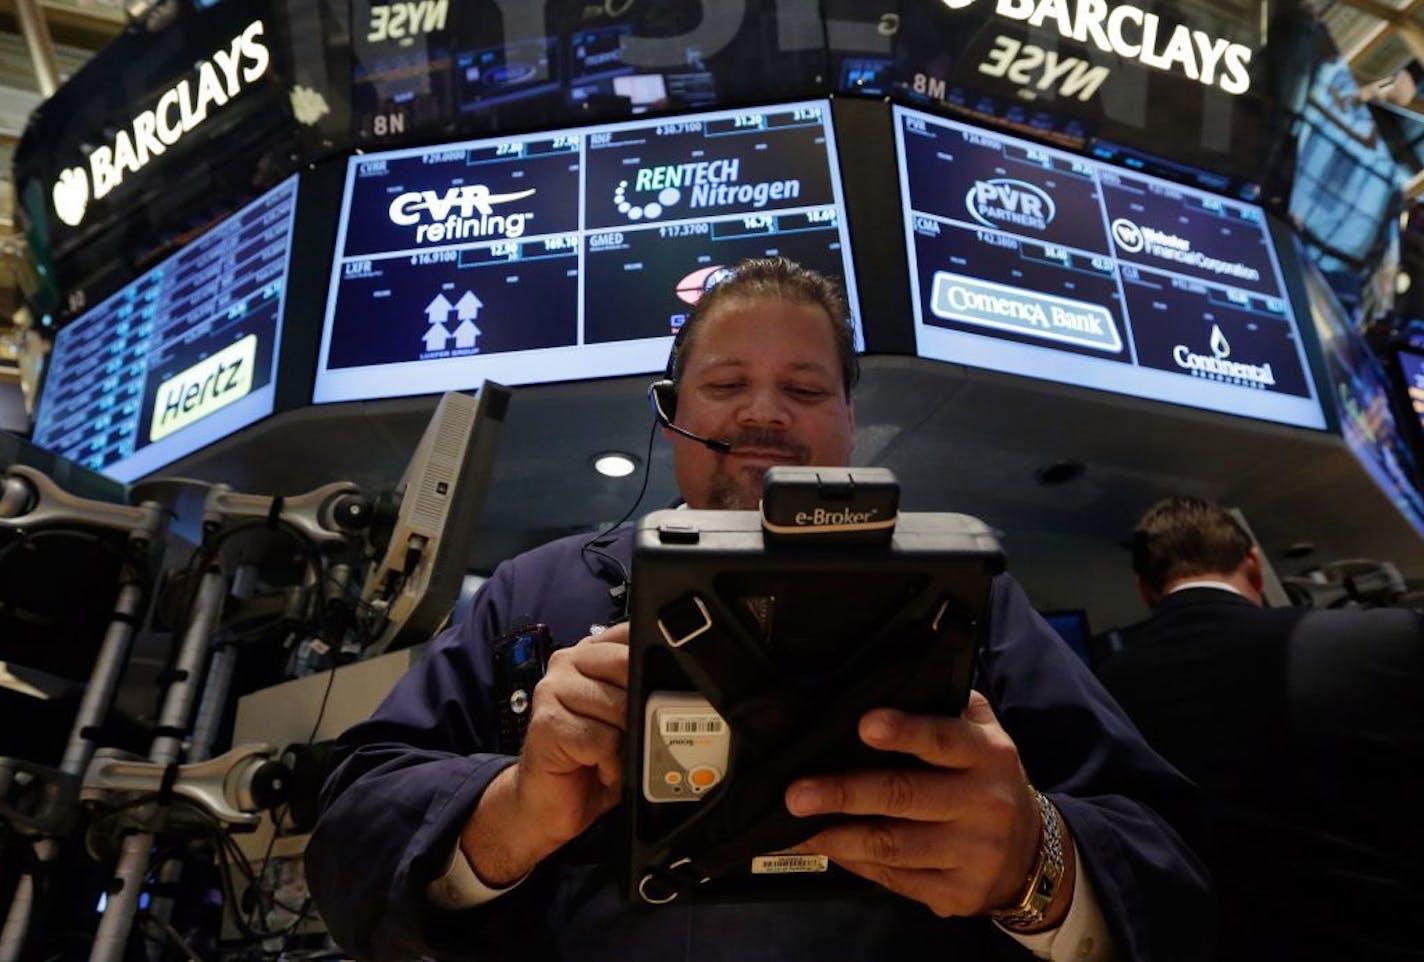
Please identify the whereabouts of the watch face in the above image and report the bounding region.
[989,791,1064,929]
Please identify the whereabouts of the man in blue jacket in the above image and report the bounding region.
[307,258,1213,961]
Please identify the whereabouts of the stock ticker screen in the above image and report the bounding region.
[314,100,857,403]
[1304,262,1424,536]
[32,175,298,482]
[1398,348,1424,437]
[895,105,1327,431]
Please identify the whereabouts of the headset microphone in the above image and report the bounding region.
[647,380,733,454]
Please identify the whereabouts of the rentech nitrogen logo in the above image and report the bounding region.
[613,159,802,221]
[387,184,537,244]
[1110,218,1261,284]
[1172,324,1275,388]
[966,179,1055,232]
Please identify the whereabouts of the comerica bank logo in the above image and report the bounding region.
[1172,324,1275,389]
[614,159,801,221]
[967,179,1055,232]
[388,185,536,243]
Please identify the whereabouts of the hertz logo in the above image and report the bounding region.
[150,335,256,441]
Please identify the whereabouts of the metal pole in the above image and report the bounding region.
[89,567,228,962]
[11,0,60,98]
[0,872,34,962]
[60,583,147,777]
[188,564,256,763]
[1,505,163,962]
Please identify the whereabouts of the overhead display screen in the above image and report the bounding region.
[1396,347,1424,437]
[894,105,1326,431]
[1304,261,1424,537]
[348,1,825,145]
[32,175,298,481]
[315,100,857,403]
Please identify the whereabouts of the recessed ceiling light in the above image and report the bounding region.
[593,452,638,478]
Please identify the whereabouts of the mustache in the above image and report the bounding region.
[725,429,809,461]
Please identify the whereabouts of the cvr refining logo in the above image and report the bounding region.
[614,158,801,221]
[1172,324,1275,388]
[940,0,1254,95]
[966,179,1055,232]
[388,184,537,244]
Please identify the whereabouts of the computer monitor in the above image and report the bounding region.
[30,175,300,482]
[361,384,510,655]
[1301,252,1424,537]
[1394,345,1424,437]
[1039,610,1091,666]
[893,104,1327,432]
[313,99,858,403]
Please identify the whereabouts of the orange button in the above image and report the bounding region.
[688,766,720,789]
[664,771,683,786]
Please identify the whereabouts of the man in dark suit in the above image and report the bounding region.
[1098,496,1424,962]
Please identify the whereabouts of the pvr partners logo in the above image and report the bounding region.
[53,167,90,228]
[967,179,1055,232]
[1172,323,1276,389]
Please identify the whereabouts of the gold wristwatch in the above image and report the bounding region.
[988,790,1065,931]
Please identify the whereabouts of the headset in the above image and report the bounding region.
[646,320,733,455]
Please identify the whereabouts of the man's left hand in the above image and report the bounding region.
[785,690,1071,927]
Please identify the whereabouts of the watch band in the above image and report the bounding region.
[988,789,1065,931]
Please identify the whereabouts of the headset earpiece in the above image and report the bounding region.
[651,379,678,422]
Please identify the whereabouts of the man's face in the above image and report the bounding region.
[670,296,856,509]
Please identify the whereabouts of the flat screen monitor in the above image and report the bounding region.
[1303,257,1424,537]
[893,105,1327,431]
[31,174,299,482]
[315,100,858,404]
[1395,346,1424,436]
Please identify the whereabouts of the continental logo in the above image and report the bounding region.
[1172,324,1275,388]
[150,335,256,441]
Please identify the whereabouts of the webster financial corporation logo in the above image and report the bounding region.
[1110,217,1261,284]
[1172,323,1275,388]
[967,179,1055,232]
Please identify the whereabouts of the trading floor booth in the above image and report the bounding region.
[4,1,1424,958]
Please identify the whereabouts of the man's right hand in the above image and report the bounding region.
[460,622,630,887]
